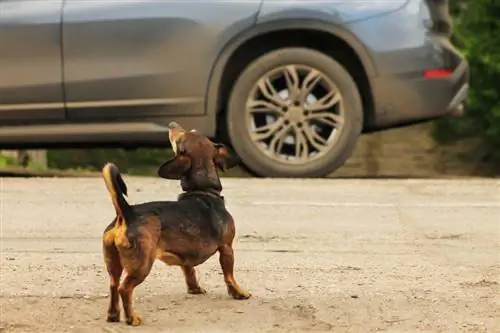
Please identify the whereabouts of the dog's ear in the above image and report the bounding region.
[214,143,240,172]
[158,155,191,179]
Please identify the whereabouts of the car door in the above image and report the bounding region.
[62,0,262,120]
[0,0,65,121]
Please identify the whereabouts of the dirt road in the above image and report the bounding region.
[1,177,499,332]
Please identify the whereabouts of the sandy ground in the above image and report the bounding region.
[0,177,499,333]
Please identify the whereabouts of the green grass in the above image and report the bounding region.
[47,148,252,177]
[0,154,18,168]
[47,148,172,175]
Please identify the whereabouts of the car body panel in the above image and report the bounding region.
[346,0,468,128]
[62,0,262,120]
[0,0,468,165]
[205,18,379,125]
[347,0,439,75]
[258,0,409,25]
[0,0,65,121]
[206,0,411,122]
[369,36,469,129]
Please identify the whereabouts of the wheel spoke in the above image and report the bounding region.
[247,99,285,116]
[257,77,286,107]
[306,111,343,128]
[283,65,300,101]
[250,118,285,142]
[269,123,293,154]
[302,126,329,152]
[294,127,309,160]
[298,69,322,103]
[247,65,343,163]
[306,91,341,112]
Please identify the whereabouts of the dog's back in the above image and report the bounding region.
[132,194,231,267]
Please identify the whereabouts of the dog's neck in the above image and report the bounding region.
[177,189,224,202]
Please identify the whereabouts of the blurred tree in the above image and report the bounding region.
[433,0,500,171]
[47,148,172,175]
[450,0,467,14]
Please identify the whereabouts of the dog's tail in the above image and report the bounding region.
[102,163,133,223]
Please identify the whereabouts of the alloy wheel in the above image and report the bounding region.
[245,64,345,164]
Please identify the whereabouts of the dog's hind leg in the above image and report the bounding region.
[118,261,153,327]
[218,244,251,300]
[181,266,206,294]
[119,248,156,326]
[103,240,123,322]
[119,274,146,326]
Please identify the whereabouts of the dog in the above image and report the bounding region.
[101,122,251,326]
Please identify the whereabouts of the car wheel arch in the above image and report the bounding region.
[205,19,377,123]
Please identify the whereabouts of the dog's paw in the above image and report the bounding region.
[228,286,252,300]
[188,286,207,295]
[232,290,252,300]
[126,314,143,326]
[106,311,120,322]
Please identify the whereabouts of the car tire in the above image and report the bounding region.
[226,47,363,178]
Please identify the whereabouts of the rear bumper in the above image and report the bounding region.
[368,37,470,130]
[447,80,468,117]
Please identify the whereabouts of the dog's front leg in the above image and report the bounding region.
[157,251,206,295]
[218,244,251,300]
[181,266,206,294]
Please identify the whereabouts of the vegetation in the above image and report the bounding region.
[46,148,250,177]
[47,148,171,176]
[0,154,17,168]
[433,0,500,172]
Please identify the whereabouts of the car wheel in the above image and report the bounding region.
[226,47,363,178]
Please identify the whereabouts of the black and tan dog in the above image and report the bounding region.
[101,122,251,326]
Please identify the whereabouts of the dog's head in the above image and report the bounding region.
[158,122,240,193]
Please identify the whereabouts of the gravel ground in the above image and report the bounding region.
[0,177,499,333]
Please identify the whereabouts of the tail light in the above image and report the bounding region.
[423,68,453,79]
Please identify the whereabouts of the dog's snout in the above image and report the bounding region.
[167,121,179,129]
[167,122,185,131]
[168,122,186,154]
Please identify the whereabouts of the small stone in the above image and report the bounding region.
[350,295,359,299]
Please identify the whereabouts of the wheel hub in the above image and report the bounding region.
[286,105,305,124]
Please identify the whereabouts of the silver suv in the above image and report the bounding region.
[0,0,468,177]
